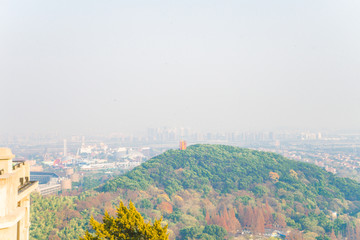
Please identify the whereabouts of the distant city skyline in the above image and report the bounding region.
[2,125,360,140]
[2,126,360,144]
[1,0,360,136]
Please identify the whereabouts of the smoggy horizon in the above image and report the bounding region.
[1,0,360,136]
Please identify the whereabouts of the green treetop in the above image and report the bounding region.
[80,201,169,240]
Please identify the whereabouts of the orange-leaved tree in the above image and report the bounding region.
[80,201,169,240]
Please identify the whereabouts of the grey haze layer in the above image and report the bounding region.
[1,0,360,135]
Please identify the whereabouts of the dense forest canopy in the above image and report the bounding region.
[31,145,360,239]
[80,201,169,240]
[101,144,360,202]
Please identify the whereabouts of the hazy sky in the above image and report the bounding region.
[1,0,360,135]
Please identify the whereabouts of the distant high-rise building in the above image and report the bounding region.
[63,139,67,157]
[269,132,274,140]
[317,132,322,140]
[0,148,38,240]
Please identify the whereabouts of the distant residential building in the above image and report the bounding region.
[0,148,38,240]
[61,179,72,191]
[317,132,322,139]
[37,180,61,196]
[30,172,61,196]
[80,145,92,154]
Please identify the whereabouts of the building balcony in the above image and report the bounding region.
[0,207,25,229]
[17,181,38,202]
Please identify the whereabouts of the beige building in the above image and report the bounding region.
[0,148,38,240]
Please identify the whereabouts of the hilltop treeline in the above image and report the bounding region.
[101,144,360,204]
[31,145,360,239]
[100,145,360,239]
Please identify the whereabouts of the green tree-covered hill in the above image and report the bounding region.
[31,145,360,239]
[101,144,360,202]
[98,144,360,239]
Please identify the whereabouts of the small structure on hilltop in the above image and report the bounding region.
[180,140,187,150]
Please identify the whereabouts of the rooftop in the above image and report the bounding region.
[0,148,15,160]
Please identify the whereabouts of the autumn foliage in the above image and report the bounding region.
[157,202,173,214]
[80,201,169,240]
[206,206,241,234]
[269,172,280,183]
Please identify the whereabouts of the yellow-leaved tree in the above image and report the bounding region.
[80,201,169,240]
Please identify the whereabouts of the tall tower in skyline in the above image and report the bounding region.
[63,139,67,157]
